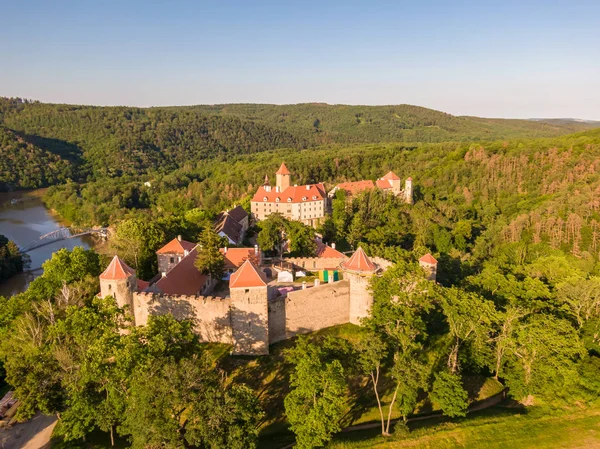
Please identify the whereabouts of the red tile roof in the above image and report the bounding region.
[154,248,209,295]
[335,180,375,195]
[156,237,197,255]
[341,247,377,273]
[229,260,267,288]
[100,256,136,280]
[220,247,260,270]
[252,183,326,203]
[137,279,150,291]
[316,242,346,259]
[375,178,394,190]
[419,253,438,265]
[276,162,291,175]
[381,171,401,181]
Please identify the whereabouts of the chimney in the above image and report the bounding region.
[184,250,189,257]
[331,242,336,249]
[302,281,307,290]
[275,186,280,192]
[306,185,310,190]
[224,246,228,254]
[254,244,259,255]
[161,271,167,278]
[177,235,182,242]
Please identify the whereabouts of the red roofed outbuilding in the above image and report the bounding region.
[156,236,197,275]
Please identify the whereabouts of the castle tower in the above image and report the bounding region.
[275,162,291,192]
[405,177,413,204]
[229,260,270,355]
[382,171,401,195]
[418,253,437,281]
[341,247,380,325]
[99,256,137,317]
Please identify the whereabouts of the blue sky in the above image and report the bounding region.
[2,0,599,118]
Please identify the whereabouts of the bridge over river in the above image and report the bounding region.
[20,227,110,253]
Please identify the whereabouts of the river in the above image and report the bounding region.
[0,189,97,297]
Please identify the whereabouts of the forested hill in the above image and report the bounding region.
[1,97,598,190]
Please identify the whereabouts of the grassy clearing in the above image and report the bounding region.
[329,404,600,449]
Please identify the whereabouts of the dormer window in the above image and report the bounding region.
[263,197,268,201]
[276,197,280,202]
[302,196,307,201]
[287,197,292,202]
[312,195,317,200]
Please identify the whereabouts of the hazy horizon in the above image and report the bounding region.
[3,0,599,120]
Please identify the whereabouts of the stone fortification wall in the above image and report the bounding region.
[284,257,347,271]
[268,296,287,344]
[282,280,350,339]
[371,257,394,270]
[133,292,232,344]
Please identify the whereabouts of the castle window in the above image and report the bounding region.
[108,284,112,291]
[170,257,175,263]
[245,289,249,294]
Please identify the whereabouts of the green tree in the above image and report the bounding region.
[438,287,496,374]
[286,220,317,256]
[194,226,225,280]
[284,338,346,449]
[430,371,468,418]
[505,315,586,400]
[257,213,286,255]
[110,218,166,279]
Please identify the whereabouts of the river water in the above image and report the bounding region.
[0,190,95,297]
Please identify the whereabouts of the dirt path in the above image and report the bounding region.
[0,413,57,449]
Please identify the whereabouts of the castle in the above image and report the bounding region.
[99,166,430,355]
[250,163,414,229]
[251,163,327,227]
[99,240,438,355]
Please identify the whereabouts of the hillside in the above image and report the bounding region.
[1,97,599,191]
[0,125,75,190]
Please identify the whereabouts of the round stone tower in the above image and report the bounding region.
[341,247,380,325]
[405,177,413,204]
[99,255,137,315]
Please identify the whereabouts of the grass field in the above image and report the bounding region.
[328,404,600,449]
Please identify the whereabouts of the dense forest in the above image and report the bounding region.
[1,97,598,191]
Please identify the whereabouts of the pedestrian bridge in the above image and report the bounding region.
[20,227,109,253]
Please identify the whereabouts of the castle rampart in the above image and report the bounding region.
[133,291,233,344]
[283,280,351,339]
[283,257,347,271]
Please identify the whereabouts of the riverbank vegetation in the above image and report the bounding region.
[0,234,27,281]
